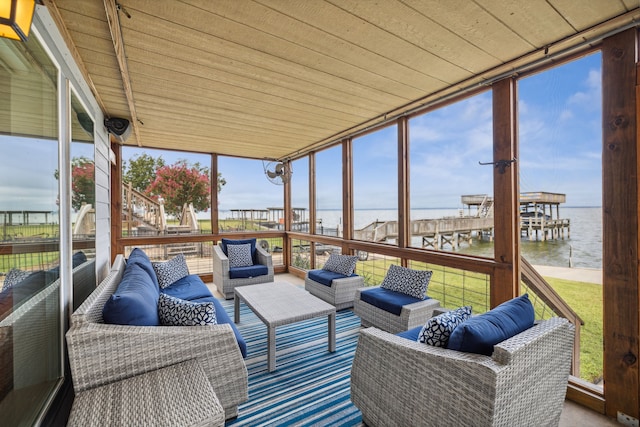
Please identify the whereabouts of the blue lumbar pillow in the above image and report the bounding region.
[447,294,535,356]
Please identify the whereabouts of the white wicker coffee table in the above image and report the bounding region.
[234,281,336,372]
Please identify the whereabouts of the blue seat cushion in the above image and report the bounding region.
[359,287,424,316]
[307,269,357,287]
[161,274,213,301]
[102,263,160,326]
[229,264,268,279]
[447,294,535,355]
[126,247,160,289]
[397,325,421,341]
[191,296,247,358]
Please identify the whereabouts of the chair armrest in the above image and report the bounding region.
[255,245,273,270]
[66,322,248,411]
[212,245,230,279]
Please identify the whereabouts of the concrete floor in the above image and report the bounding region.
[212,272,621,426]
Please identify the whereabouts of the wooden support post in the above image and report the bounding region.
[342,139,353,254]
[491,78,520,307]
[602,28,639,420]
[110,142,123,262]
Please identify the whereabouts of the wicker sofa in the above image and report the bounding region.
[351,317,574,427]
[66,254,248,420]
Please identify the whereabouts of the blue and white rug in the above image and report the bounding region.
[221,299,363,427]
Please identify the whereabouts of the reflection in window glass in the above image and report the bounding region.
[71,92,96,310]
[218,157,283,232]
[0,35,61,425]
[409,92,493,257]
[518,52,603,386]
[315,146,342,236]
[291,157,310,232]
[353,125,397,243]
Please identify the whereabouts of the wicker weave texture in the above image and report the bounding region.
[68,359,225,427]
[213,245,274,299]
[304,274,364,310]
[66,255,248,420]
[353,287,441,333]
[351,317,574,427]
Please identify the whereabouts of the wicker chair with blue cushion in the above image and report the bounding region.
[351,295,575,427]
[213,238,274,299]
[353,264,440,333]
[305,253,364,310]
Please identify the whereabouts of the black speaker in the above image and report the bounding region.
[104,117,131,142]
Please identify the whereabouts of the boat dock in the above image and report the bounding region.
[353,192,570,250]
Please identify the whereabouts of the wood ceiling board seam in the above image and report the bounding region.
[136,103,333,139]
[474,0,577,48]
[218,0,469,84]
[322,0,501,74]
[131,82,361,129]
[548,0,628,29]
[124,61,376,123]
[121,45,385,118]
[121,31,406,112]
[136,130,304,150]
[124,0,442,95]
[121,27,411,106]
[400,0,536,63]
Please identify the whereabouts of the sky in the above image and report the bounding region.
[0,52,603,215]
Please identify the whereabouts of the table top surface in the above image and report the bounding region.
[234,281,335,326]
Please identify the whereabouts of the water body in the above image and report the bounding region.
[316,206,602,269]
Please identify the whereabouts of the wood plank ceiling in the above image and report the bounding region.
[49,0,640,160]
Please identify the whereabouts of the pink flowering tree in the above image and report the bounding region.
[72,159,95,210]
[145,160,211,221]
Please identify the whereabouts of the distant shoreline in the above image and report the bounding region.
[533,265,602,285]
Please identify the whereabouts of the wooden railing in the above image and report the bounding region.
[521,256,583,376]
[122,182,166,235]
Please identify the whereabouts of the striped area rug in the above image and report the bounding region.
[221,299,363,427]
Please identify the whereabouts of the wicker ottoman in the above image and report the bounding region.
[68,359,225,427]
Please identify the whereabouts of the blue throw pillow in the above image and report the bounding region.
[380,264,432,300]
[158,293,217,326]
[227,243,254,268]
[152,254,189,289]
[322,253,358,276]
[447,294,535,355]
[221,238,256,259]
[418,306,472,347]
[102,263,160,326]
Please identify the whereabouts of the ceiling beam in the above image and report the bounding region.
[45,0,108,114]
[103,0,141,146]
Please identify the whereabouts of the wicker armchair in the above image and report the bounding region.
[66,255,248,420]
[351,317,574,427]
[213,243,274,299]
[305,271,364,310]
[353,287,441,334]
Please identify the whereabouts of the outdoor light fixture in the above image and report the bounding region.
[0,0,36,42]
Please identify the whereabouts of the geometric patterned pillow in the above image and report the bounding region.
[227,243,254,268]
[3,268,31,291]
[157,293,217,326]
[418,306,472,347]
[380,264,432,300]
[152,254,189,289]
[322,253,358,276]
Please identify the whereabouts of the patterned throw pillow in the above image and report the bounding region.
[228,243,254,268]
[157,293,217,326]
[3,268,31,291]
[380,264,432,300]
[152,254,189,289]
[322,253,358,276]
[418,306,472,347]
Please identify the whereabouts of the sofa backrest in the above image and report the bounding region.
[71,255,126,327]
